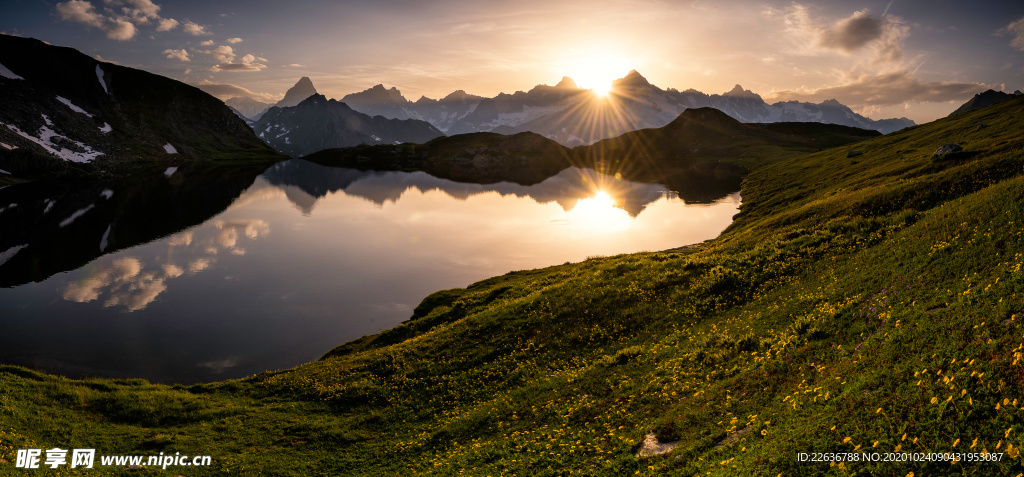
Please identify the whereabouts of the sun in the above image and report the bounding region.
[562,54,633,97]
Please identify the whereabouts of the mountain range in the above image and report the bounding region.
[305,106,879,191]
[320,71,915,146]
[0,34,278,180]
[252,94,445,157]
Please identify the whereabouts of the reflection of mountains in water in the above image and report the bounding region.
[260,159,740,217]
[0,165,264,288]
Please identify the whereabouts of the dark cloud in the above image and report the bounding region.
[768,69,985,106]
[819,10,883,52]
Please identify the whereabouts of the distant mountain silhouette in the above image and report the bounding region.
[949,89,1023,116]
[336,71,915,147]
[226,96,273,120]
[253,94,444,157]
[304,131,572,185]
[274,77,318,108]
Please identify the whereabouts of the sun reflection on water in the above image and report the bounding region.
[564,190,633,233]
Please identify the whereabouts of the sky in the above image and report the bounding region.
[2,0,1024,123]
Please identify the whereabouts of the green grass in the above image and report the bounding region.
[3,98,1024,476]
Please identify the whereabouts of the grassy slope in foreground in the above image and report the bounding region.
[1,98,1024,476]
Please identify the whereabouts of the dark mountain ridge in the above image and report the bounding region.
[252,94,445,158]
[0,34,280,180]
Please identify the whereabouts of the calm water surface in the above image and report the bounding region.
[0,160,741,383]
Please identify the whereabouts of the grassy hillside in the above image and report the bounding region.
[2,98,1023,476]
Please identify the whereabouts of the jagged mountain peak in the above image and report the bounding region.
[343,84,408,105]
[555,76,578,89]
[614,69,651,87]
[819,98,846,108]
[722,84,761,100]
[276,77,318,108]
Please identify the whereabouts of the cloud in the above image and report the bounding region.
[183,21,209,36]
[819,10,883,52]
[225,37,243,44]
[156,17,179,31]
[163,48,189,61]
[199,39,214,46]
[55,0,180,40]
[56,1,104,28]
[193,79,280,102]
[106,0,161,24]
[767,68,985,106]
[210,53,268,72]
[62,256,169,312]
[285,63,305,68]
[103,17,137,40]
[196,45,235,62]
[768,5,907,63]
[1001,16,1024,52]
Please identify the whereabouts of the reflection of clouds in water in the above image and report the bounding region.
[163,263,184,278]
[104,271,167,312]
[63,257,166,312]
[188,258,212,273]
[62,219,270,312]
[214,220,269,253]
[168,232,193,247]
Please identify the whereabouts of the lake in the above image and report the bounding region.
[0,160,741,383]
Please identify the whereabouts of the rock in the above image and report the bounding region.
[934,144,963,155]
[847,150,863,158]
[635,433,680,458]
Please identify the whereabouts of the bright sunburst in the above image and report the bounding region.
[563,54,633,97]
[567,190,632,232]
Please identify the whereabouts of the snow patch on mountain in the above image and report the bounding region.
[0,62,23,80]
[164,167,177,177]
[100,225,111,252]
[99,123,112,133]
[56,96,94,117]
[0,142,14,150]
[96,65,109,94]
[0,245,28,267]
[3,122,104,163]
[163,143,178,154]
[59,204,95,228]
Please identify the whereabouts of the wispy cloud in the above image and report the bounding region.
[54,0,193,40]
[156,17,178,31]
[194,79,280,102]
[225,37,243,44]
[766,68,985,106]
[211,54,268,72]
[183,21,209,36]
[1000,16,1024,52]
[162,48,189,61]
